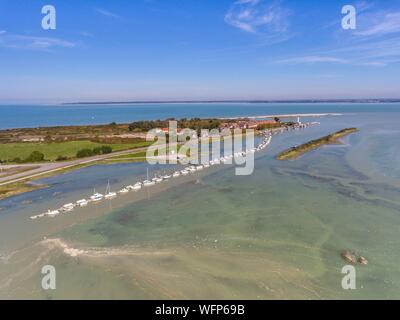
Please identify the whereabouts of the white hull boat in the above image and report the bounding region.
[143,180,155,187]
[90,192,104,202]
[76,199,89,207]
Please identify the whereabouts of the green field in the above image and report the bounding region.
[0,140,153,162]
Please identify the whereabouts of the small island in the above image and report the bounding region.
[276,128,359,160]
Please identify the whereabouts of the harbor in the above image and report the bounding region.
[29,133,273,220]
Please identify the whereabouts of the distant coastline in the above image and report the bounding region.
[63,99,400,105]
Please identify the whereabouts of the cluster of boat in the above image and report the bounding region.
[30,134,272,220]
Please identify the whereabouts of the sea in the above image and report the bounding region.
[0,103,400,299]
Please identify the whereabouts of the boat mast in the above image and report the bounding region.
[106,180,110,194]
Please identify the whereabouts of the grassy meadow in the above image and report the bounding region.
[0,140,153,162]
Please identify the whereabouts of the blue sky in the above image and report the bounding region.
[0,0,400,103]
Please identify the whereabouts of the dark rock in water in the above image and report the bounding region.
[341,250,357,264]
[358,256,368,265]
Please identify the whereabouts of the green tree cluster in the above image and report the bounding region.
[76,145,113,158]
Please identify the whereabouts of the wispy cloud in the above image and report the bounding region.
[276,56,349,65]
[224,0,292,41]
[328,36,400,67]
[0,33,76,50]
[0,30,6,35]
[274,37,400,68]
[276,4,400,69]
[356,0,376,13]
[355,11,400,37]
[275,55,389,67]
[94,8,120,19]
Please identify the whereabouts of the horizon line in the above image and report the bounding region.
[62,98,400,105]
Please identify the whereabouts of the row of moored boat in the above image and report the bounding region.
[30,134,272,220]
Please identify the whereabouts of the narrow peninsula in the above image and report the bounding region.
[276,128,359,160]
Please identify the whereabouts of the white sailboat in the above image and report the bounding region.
[90,189,104,202]
[105,180,117,199]
[172,171,181,178]
[61,203,75,212]
[143,180,155,187]
[119,187,129,194]
[154,175,163,183]
[45,209,60,217]
[143,168,156,186]
[133,182,142,190]
[76,199,89,207]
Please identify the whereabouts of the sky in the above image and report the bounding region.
[0,0,400,103]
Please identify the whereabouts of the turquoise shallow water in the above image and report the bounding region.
[1,110,400,299]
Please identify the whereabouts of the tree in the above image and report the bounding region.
[100,146,112,154]
[92,147,103,155]
[76,148,94,158]
[25,151,45,162]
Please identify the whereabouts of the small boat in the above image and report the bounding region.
[76,199,89,207]
[163,174,172,180]
[30,215,38,220]
[62,203,75,212]
[133,183,142,191]
[143,180,155,187]
[154,177,163,183]
[105,192,117,199]
[90,189,104,202]
[45,209,60,217]
[196,165,204,171]
[126,185,135,190]
[119,188,129,194]
[104,181,117,199]
[180,170,189,175]
[189,166,197,172]
[172,171,181,178]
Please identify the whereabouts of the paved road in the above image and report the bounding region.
[0,145,154,186]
